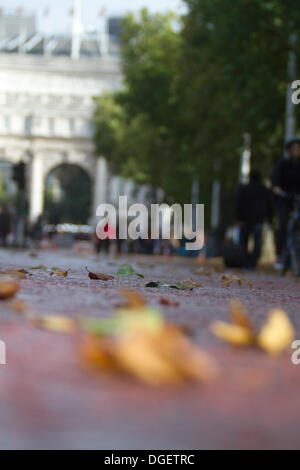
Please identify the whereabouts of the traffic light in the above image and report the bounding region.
[12,161,26,191]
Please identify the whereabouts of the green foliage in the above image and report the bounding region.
[93,10,192,203]
[93,2,300,228]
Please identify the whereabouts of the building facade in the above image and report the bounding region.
[0,51,124,221]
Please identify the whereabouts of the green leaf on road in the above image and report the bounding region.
[145,281,194,290]
[30,265,48,271]
[116,264,144,278]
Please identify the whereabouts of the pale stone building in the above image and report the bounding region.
[0,50,124,222]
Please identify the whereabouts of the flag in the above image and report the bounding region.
[70,8,74,16]
[16,6,24,15]
[43,6,50,17]
[98,7,106,17]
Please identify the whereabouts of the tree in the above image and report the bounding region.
[179,0,300,225]
[94,9,192,203]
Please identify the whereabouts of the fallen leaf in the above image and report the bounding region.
[30,265,47,271]
[0,280,20,300]
[229,298,253,329]
[181,278,203,288]
[221,275,253,288]
[113,331,183,385]
[145,281,161,288]
[86,267,114,281]
[120,288,147,308]
[211,301,295,355]
[29,252,38,258]
[0,269,28,279]
[30,315,77,332]
[79,335,117,371]
[80,295,218,385]
[257,309,295,356]
[160,297,179,306]
[145,280,195,290]
[116,264,144,278]
[50,269,69,277]
[81,326,218,386]
[211,321,255,346]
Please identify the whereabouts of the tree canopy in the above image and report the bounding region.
[93,1,300,226]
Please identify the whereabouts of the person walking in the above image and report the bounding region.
[271,137,300,269]
[0,204,12,247]
[236,169,273,269]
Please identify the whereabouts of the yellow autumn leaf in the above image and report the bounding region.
[31,315,77,332]
[257,309,295,355]
[113,332,183,385]
[211,321,255,346]
[154,325,219,382]
[79,336,117,371]
[229,298,253,330]
[120,288,147,309]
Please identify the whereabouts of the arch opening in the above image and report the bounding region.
[44,164,92,225]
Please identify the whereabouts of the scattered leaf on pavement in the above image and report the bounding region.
[86,267,114,281]
[221,275,253,288]
[145,280,198,290]
[30,315,77,332]
[160,297,179,306]
[211,299,294,355]
[80,289,218,385]
[30,265,48,271]
[115,264,144,278]
[0,269,28,279]
[257,309,295,356]
[120,288,147,308]
[50,269,69,277]
[0,280,20,300]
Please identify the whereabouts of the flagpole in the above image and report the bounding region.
[99,7,109,57]
[71,0,82,60]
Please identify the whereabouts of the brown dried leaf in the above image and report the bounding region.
[50,270,69,277]
[120,288,147,309]
[159,297,179,307]
[0,280,20,300]
[81,324,218,385]
[79,336,117,371]
[221,275,252,288]
[229,298,253,330]
[181,278,203,288]
[1,269,28,279]
[86,267,114,281]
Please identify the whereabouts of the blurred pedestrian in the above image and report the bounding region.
[236,169,273,269]
[271,137,300,269]
[0,204,11,247]
[31,215,44,249]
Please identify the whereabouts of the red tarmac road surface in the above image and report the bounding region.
[0,247,299,449]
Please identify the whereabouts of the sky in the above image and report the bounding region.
[0,0,185,34]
